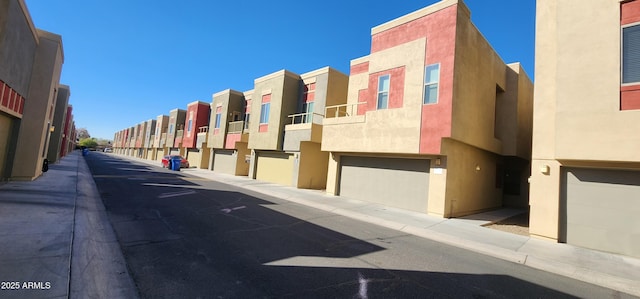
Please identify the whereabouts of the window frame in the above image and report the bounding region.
[214,113,221,129]
[259,102,270,124]
[423,63,440,105]
[377,74,390,110]
[622,22,640,85]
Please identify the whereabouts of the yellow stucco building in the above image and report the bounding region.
[322,0,533,217]
[530,0,640,258]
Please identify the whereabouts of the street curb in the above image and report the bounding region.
[70,154,139,298]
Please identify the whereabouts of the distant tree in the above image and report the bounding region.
[78,138,98,149]
[77,128,90,139]
[95,138,112,147]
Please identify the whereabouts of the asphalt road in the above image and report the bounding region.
[85,153,635,299]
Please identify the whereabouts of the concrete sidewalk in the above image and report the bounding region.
[123,154,640,297]
[0,151,138,299]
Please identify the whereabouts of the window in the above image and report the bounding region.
[187,120,192,132]
[214,113,221,129]
[623,24,640,84]
[169,124,174,134]
[244,113,250,129]
[260,103,270,124]
[377,75,390,109]
[302,82,315,123]
[303,102,314,123]
[424,64,440,104]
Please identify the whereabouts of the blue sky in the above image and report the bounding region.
[25,0,535,140]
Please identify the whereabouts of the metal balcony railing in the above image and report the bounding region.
[198,126,209,133]
[324,102,368,119]
[287,112,324,125]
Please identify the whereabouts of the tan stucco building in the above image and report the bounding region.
[530,0,640,258]
[322,0,533,216]
[207,89,251,176]
[47,84,70,164]
[0,0,66,180]
[247,67,348,189]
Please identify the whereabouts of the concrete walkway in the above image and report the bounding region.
[0,151,138,299]
[125,154,640,297]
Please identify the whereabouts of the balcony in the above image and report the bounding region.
[224,121,249,149]
[227,121,245,134]
[283,112,324,151]
[196,126,208,148]
[323,102,367,125]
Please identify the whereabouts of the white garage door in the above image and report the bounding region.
[213,150,236,174]
[339,156,430,213]
[561,168,640,258]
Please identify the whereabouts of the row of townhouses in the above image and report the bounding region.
[0,0,76,181]
[113,0,640,260]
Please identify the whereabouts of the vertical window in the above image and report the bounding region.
[623,24,640,84]
[377,75,390,110]
[187,120,192,132]
[169,124,174,134]
[244,113,250,129]
[424,64,440,104]
[214,113,221,129]
[302,82,316,123]
[303,102,314,123]
[260,103,270,124]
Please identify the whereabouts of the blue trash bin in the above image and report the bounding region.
[171,156,182,171]
[82,148,89,156]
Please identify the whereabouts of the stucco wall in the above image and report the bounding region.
[167,109,186,148]
[450,9,506,155]
[208,89,245,149]
[297,142,329,189]
[153,115,168,148]
[441,138,502,217]
[47,84,69,163]
[248,70,299,151]
[534,0,640,162]
[321,38,426,154]
[530,0,640,241]
[11,30,63,180]
[0,0,37,96]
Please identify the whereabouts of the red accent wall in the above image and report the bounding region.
[182,102,211,148]
[369,5,457,154]
[0,80,26,118]
[621,85,640,110]
[622,0,640,25]
[350,62,369,75]
[225,133,242,149]
[361,67,406,113]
